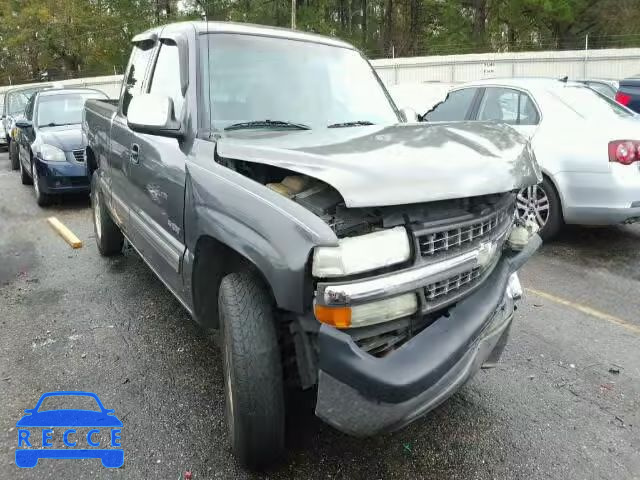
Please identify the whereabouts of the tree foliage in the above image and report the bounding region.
[1,0,640,84]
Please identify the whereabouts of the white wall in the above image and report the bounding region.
[0,75,124,99]
[371,48,640,86]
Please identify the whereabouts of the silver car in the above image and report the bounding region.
[422,77,640,239]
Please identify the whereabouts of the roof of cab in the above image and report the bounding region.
[134,21,355,50]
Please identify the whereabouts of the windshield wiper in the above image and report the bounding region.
[327,120,375,128]
[224,120,311,131]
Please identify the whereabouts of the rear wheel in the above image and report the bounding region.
[218,270,285,470]
[516,176,563,241]
[9,140,19,170]
[91,172,124,256]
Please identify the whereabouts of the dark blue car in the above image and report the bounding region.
[15,391,123,468]
[15,88,108,206]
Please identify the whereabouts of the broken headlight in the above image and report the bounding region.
[312,226,411,278]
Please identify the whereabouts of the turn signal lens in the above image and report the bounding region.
[314,305,352,328]
[608,140,640,165]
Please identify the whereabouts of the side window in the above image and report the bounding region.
[518,93,539,125]
[477,88,539,125]
[24,95,36,121]
[424,88,476,121]
[121,42,155,116]
[148,40,184,119]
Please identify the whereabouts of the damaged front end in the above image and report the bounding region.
[215,124,541,436]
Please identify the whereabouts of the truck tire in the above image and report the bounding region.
[218,270,285,469]
[9,140,19,170]
[91,172,124,256]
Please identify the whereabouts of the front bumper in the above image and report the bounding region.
[34,158,89,194]
[315,235,541,436]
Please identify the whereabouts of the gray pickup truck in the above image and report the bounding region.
[83,21,542,469]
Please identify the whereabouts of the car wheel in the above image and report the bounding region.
[516,176,562,241]
[32,161,51,207]
[19,156,32,185]
[9,140,19,170]
[91,171,124,256]
[218,270,285,470]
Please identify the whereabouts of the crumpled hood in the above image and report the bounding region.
[217,123,541,207]
[38,125,84,151]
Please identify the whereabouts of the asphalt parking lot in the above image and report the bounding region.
[1,150,639,480]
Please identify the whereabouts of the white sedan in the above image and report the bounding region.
[418,78,640,239]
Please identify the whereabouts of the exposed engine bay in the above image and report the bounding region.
[218,157,514,238]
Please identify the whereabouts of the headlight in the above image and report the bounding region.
[40,144,66,162]
[314,293,418,328]
[312,226,411,278]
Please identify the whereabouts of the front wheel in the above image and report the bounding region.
[91,172,124,256]
[32,161,51,207]
[516,177,563,241]
[9,140,19,170]
[19,155,31,185]
[218,270,285,470]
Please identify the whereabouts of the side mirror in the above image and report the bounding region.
[15,119,32,129]
[127,93,181,137]
[399,107,419,123]
[23,409,35,414]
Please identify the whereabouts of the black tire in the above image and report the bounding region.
[218,270,285,470]
[32,161,51,207]
[9,140,19,170]
[538,177,563,241]
[19,155,31,185]
[91,172,124,256]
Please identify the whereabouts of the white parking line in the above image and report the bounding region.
[526,288,640,335]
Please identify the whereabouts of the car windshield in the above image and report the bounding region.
[37,92,107,127]
[37,395,101,412]
[7,88,41,115]
[199,34,399,131]
[550,86,634,119]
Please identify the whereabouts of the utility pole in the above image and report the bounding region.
[291,0,296,29]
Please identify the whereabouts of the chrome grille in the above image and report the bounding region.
[72,149,85,162]
[425,267,481,301]
[418,206,511,257]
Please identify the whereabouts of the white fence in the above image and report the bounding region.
[0,75,124,99]
[3,47,640,98]
[371,48,640,86]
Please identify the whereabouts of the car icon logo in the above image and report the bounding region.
[15,391,123,468]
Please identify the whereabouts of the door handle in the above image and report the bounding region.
[129,143,140,164]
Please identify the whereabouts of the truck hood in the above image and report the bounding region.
[217,123,540,207]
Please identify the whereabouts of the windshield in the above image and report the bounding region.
[7,88,41,115]
[550,86,634,120]
[37,92,107,127]
[199,34,399,131]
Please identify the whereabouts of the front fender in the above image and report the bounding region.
[185,150,338,314]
